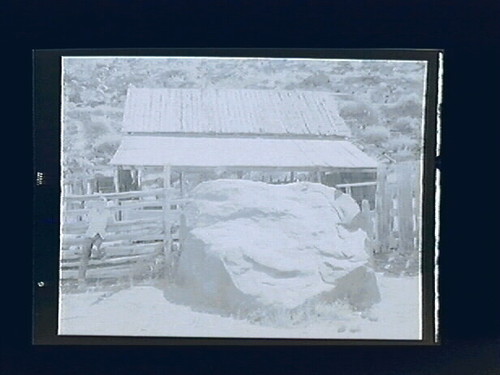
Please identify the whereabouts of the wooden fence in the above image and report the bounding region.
[60,187,186,289]
[332,160,421,258]
[61,161,421,288]
[371,160,421,254]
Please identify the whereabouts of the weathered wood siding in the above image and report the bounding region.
[373,161,421,254]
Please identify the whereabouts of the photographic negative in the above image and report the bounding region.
[46,52,440,342]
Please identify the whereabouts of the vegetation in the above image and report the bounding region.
[62,57,426,177]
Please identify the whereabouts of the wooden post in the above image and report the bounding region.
[86,180,93,195]
[113,167,120,193]
[376,164,391,253]
[396,162,415,253]
[316,170,322,184]
[179,171,184,196]
[360,199,374,239]
[163,165,171,189]
[359,199,375,263]
[163,165,172,261]
[77,239,92,290]
[137,167,143,190]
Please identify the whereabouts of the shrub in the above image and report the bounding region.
[382,93,423,119]
[392,116,420,133]
[360,126,391,144]
[93,135,121,158]
[339,101,380,128]
[384,134,420,152]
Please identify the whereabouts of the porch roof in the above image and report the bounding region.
[110,135,378,170]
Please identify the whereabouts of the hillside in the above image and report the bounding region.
[62,57,427,179]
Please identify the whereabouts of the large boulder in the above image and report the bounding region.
[169,180,380,315]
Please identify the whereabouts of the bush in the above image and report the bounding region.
[382,93,423,119]
[360,126,391,144]
[339,101,380,128]
[93,135,121,159]
[84,121,110,139]
[384,134,420,152]
[391,148,418,161]
[392,117,420,133]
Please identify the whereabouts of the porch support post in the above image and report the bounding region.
[137,167,143,190]
[316,170,322,184]
[179,171,184,197]
[163,165,171,189]
[113,167,120,193]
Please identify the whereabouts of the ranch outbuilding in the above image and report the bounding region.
[110,87,378,206]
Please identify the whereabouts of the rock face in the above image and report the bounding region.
[171,180,380,314]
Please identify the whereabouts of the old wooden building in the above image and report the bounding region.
[110,88,378,206]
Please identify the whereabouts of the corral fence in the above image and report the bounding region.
[349,160,421,275]
[60,187,187,290]
[60,160,421,288]
[374,160,421,254]
[334,160,421,256]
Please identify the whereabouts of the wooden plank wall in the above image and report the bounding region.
[373,161,421,254]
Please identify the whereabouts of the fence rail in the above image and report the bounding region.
[60,188,186,289]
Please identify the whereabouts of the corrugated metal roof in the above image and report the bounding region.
[110,136,377,169]
[122,88,351,137]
